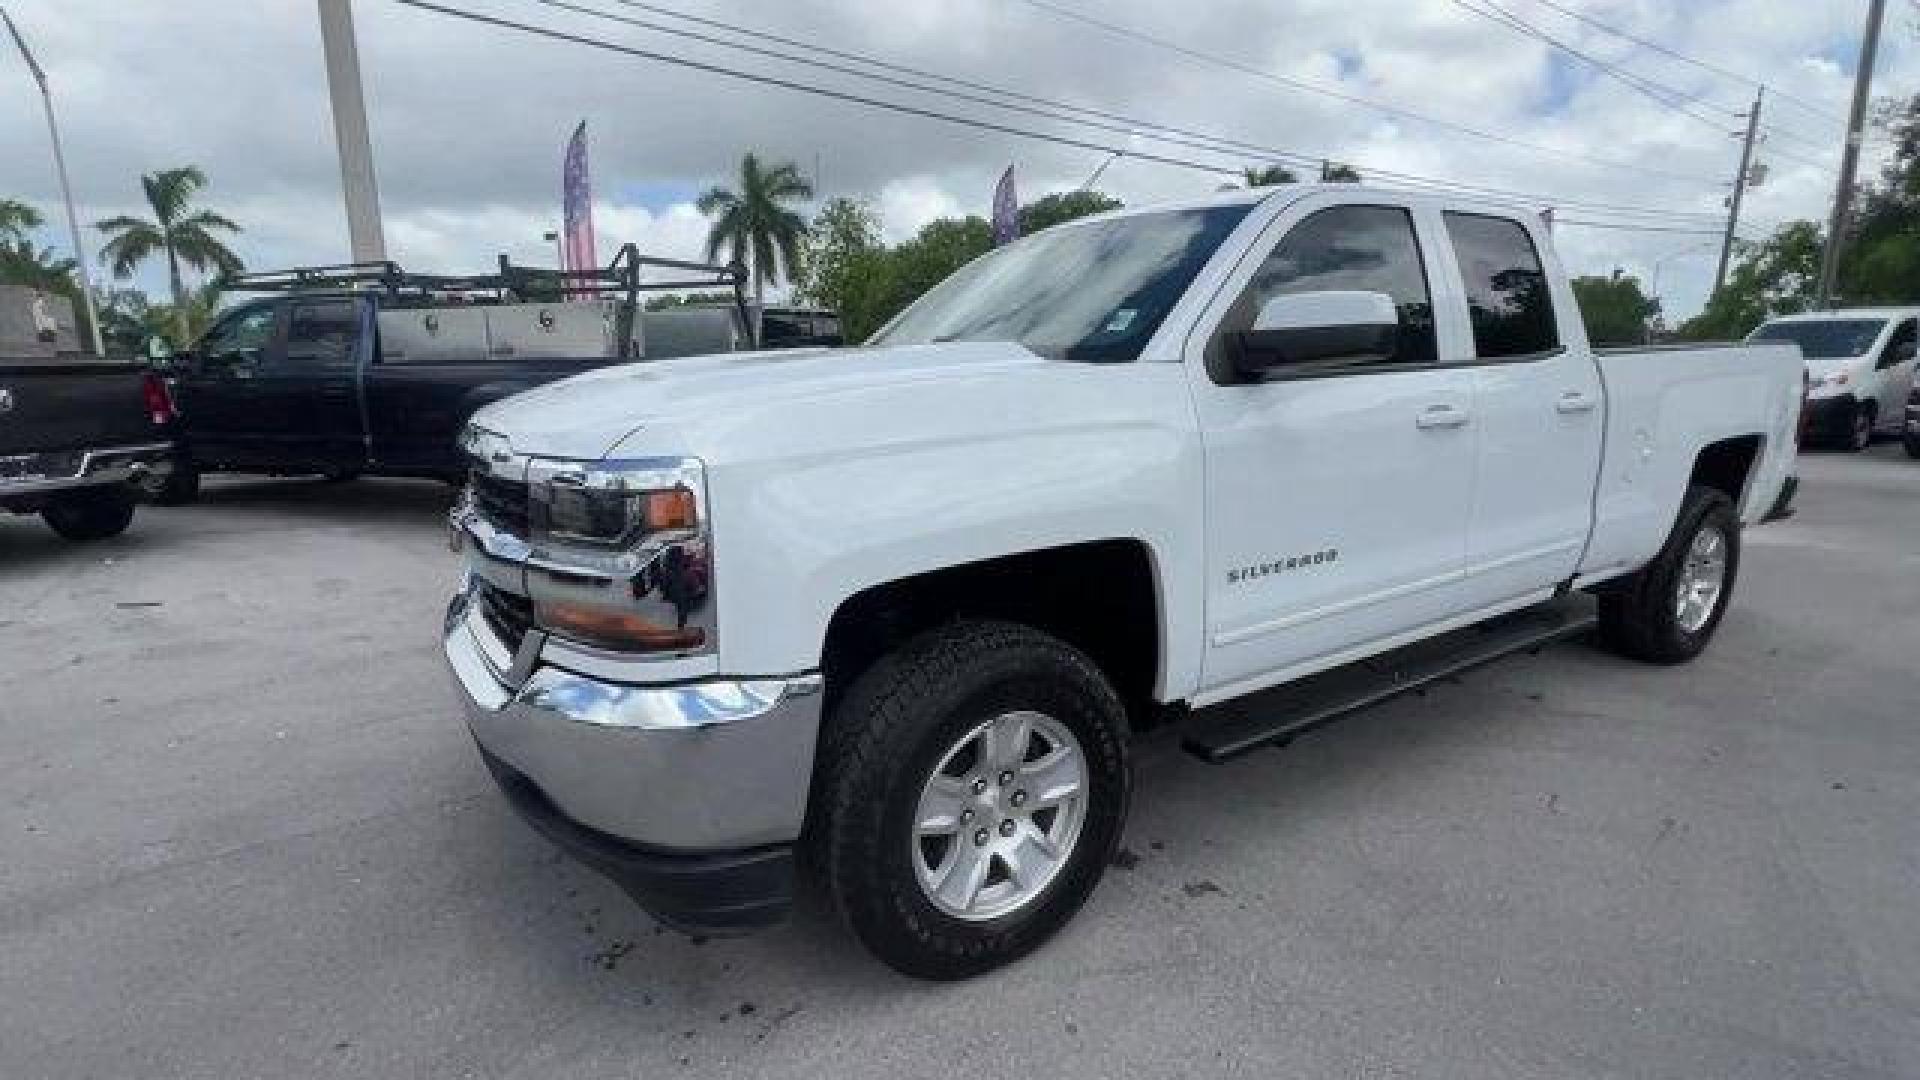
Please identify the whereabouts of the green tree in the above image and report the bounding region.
[1018,189,1121,233]
[1319,160,1362,183]
[1571,270,1661,346]
[1242,165,1298,187]
[697,152,813,308]
[1680,221,1823,340]
[96,166,244,343]
[792,197,887,339]
[644,290,739,311]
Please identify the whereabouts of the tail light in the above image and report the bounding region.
[141,371,176,426]
[1795,369,1810,448]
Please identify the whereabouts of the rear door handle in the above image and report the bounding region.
[1556,391,1598,414]
[1416,404,1471,430]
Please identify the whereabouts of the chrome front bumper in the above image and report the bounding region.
[443,588,823,852]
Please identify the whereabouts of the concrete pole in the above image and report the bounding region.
[318,0,387,263]
[1713,88,1762,299]
[1816,0,1887,308]
[3,6,104,354]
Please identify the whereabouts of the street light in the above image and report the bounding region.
[543,229,563,270]
[3,5,104,355]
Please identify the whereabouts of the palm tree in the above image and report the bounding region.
[96,167,243,342]
[0,198,42,245]
[1242,165,1298,187]
[697,153,813,308]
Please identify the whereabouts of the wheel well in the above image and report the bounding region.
[821,539,1163,729]
[1690,434,1762,505]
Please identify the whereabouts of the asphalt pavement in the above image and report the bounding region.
[3,447,1917,1079]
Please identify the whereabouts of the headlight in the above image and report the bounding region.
[523,457,715,656]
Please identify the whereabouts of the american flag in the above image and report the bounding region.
[562,120,598,290]
[991,165,1018,247]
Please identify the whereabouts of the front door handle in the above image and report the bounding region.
[1556,391,1599,414]
[1416,404,1471,430]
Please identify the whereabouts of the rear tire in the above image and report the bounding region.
[42,488,137,542]
[1598,485,1739,665]
[1905,433,1920,460]
[819,620,1130,980]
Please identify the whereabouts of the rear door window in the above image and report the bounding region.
[284,301,359,369]
[1444,212,1560,359]
[1877,319,1916,370]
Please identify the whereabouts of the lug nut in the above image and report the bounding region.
[974,828,990,847]
[972,777,990,795]
[998,770,1015,787]
[998,819,1016,837]
[961,807,974,823]
[1010,790,1027,808]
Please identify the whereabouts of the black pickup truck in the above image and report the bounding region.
[159,248,754,501]
[1,355,175,542]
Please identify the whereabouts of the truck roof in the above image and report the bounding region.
[1764,307,1920,323]
[1065,182,1558,229]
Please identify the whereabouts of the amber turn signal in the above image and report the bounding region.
[643,486,699,531]
[535,600,706,652]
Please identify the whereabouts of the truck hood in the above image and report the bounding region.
[468,341,1051,459]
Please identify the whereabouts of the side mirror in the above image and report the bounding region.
[144,335,174,361]
[1232,290,1399,377]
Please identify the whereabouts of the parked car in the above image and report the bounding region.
[1,354,175,543]
[1749,308,1919,451]
[155,247,752,500]
[443,186,1802,978]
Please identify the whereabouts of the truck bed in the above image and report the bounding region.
[1579,341,1802,583]
[0,359,166,459]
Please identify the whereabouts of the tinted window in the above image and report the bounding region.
[285,301,358,366]
[871,205,1252,363]
[1445,212,1559,359]
[1749,318,1887,359]
[200,304,277,359]
[1212,204,1436,373]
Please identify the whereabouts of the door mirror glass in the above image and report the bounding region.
[1233,290,1400,377]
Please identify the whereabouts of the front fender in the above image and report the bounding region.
[687,363,1206,701]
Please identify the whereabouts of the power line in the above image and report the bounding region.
[1008,0,1720,185]
[1448,0,1735,133]
[1523,0,1846,128]
[388,0,1740,237]
[530,0,1732,227]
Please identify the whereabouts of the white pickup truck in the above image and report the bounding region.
[444,185,1802,979]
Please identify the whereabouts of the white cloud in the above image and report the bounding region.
[0,0,1900,320]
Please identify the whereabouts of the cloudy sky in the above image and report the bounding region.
[0,0,1901,320]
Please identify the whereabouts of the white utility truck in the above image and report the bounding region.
[444,185,1803,978]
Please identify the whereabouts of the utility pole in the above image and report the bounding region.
[1714,87,1763,298]
[3,6,104,355]
[317,0,387,263]
[1816,0,1888,308]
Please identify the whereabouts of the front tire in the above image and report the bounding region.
[1598,485,1739,664]
[41,488,137,542]
[819,620,1130,980]
[1845,403,1875,452]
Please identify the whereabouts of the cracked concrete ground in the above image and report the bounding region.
[3,446,1917,1078]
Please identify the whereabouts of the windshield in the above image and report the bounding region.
[1750,318,1887,359]
[870,204,1252,363]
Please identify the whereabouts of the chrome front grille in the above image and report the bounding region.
[475,580,534,655]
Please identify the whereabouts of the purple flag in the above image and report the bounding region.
[562,120,598,288]
[991,165,1018,247]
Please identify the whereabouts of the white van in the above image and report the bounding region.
[1750,308,1920,451]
